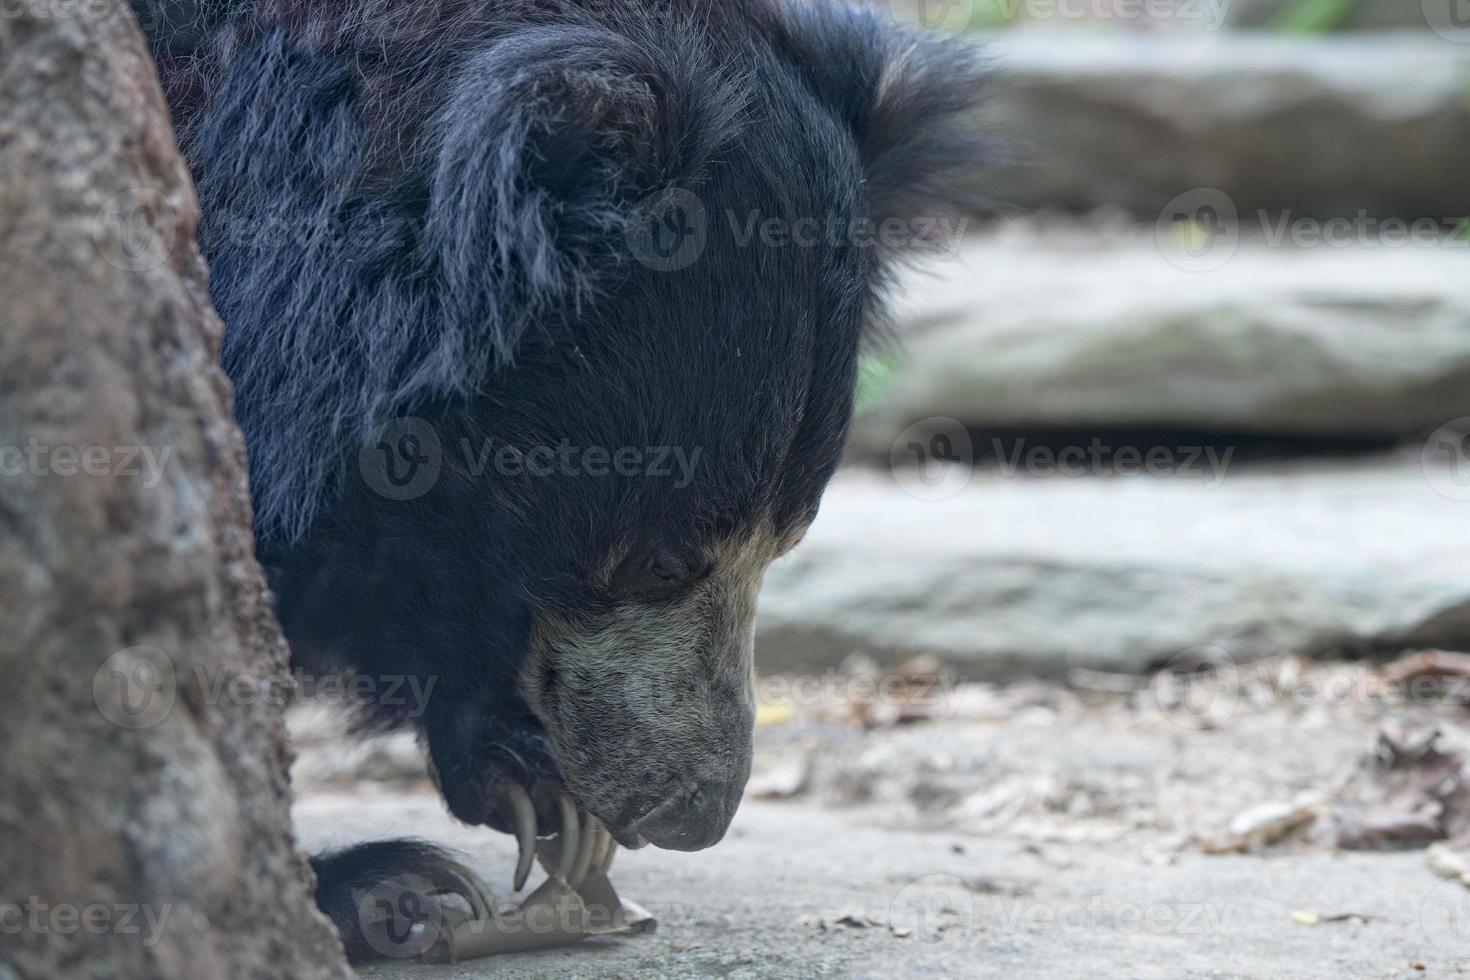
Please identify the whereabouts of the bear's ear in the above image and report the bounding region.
[773,4,995,310]
[423,24,744,366]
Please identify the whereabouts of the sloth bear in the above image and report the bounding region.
[137,0,987,959]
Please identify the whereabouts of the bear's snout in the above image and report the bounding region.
[622,777,744,851]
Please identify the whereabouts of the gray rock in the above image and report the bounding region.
[1226,0,1452,31]
[881,0,1450,33]
[755,456,1470,677]
[976,32,1470,218]
[851,230,1470,443]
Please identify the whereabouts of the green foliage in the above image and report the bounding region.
[1269,0,1359,34]
[853,354,902,417]
[1169,217,1216,254]
[970,0,1020,28]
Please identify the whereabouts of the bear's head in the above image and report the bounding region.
[254,0,990,851]
[412,2,989,851]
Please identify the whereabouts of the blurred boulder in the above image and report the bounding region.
[1225,0,1449,31]
[977,32,1470,219]
[850,229,1470,448]
[877,0,1443,33]
[756,459,1470,677]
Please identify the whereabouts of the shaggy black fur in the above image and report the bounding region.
[136,0,989,961]
[308,840,463,961]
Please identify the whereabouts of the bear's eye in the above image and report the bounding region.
[648,553,688,583]
[611,544,706,596]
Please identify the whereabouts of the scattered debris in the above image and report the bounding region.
[799,911,916,939]
[1323,723,1470,850]
[1292,909,1374,927]
[1206,796,1324,853]
[1428,841,1470,887]
[755,700,796,727]
[1198,720,1470,856]
[1380,649,1470,688]
[959,876,1035,898]
[831,913,876,929]
[746,757,809,799]
[828,653,958,729]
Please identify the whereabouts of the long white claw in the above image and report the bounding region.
[556,792,580,881]
[414,859,494,925]
[503,783,538,892]
[569,812,599,887]
[597,832,617,874]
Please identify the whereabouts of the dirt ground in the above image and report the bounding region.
[292,659,1470,979]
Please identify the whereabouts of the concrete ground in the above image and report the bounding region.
[292,667,1470,979]
[297,794,1460,980]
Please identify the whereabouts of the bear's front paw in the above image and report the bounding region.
[493,781,618,891]
[427,717,618,888]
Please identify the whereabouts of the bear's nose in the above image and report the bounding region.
[629,778,742,851]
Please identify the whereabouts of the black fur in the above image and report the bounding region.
[308,839,466,961]
[137,0,989,960]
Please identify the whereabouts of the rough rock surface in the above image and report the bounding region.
[852,230,1470,445]
[754,455,1470,677]
[976,32,1470,218]
[0,2,349,977]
